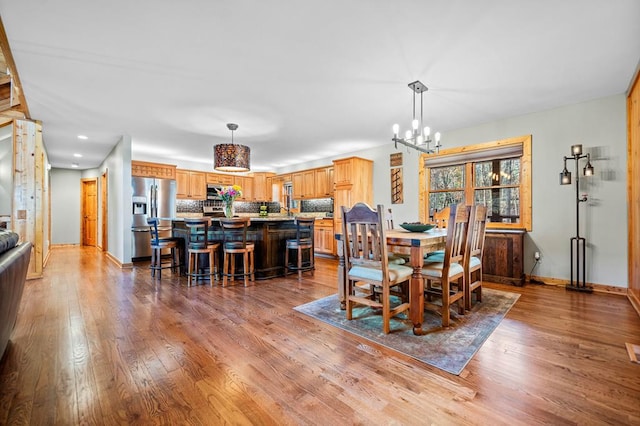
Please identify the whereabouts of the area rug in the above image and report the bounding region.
[294,288,520,375]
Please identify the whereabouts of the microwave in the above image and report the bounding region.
[206,184,223,200]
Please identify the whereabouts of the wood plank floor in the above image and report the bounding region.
[1,246,639,425]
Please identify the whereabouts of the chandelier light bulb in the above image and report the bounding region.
[412,119,419,130]
[416,135,424,145]
[392,123,399,136]
[405,130,412,140]
[424,126,431,137]
[435,132,441,143]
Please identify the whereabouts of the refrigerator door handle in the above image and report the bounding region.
[150,184,156,218]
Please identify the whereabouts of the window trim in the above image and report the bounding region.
[419,134,532,231]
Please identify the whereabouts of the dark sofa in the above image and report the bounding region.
[0,229,31,359]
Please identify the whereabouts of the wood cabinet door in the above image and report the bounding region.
[253,174,267,201]
[292,172,303,199]
[315,167,334,198]
[233,176,254,200]
[189,171,206,199]
[333,159,352,185]
[302,170,315,198]
[176,169,189,198]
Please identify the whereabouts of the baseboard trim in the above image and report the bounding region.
[628,291,640,317]
[527,274,627,296]
[105,251,133,269]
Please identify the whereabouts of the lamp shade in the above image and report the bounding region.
[214,143,250,172]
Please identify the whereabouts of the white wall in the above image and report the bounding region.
[100,135,132,264]
[0,125,12,216]
[51,168,82,244]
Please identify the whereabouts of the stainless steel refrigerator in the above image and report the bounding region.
[131,177,177,260]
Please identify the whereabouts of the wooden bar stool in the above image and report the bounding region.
[147,217,180,278]
[285,217,315,279]
[184,218,219,286]
[219,217,255,287]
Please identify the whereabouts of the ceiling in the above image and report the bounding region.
[0,0,639,171]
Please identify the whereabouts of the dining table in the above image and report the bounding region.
[335,227,448,335]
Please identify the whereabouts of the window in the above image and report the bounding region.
[419,135,532,230]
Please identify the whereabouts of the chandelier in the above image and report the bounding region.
[214,123,251,172]
[392,80,441,154]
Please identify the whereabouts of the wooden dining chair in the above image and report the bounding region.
[425,206,451,260]
[421,202,470,327]
[385,208,407,265]
[464,204,488,310]
[433,206,450,229]
[341,203,414,334]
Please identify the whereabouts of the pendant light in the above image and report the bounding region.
[214,123,251,172]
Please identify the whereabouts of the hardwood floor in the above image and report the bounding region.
[1,246,639,425]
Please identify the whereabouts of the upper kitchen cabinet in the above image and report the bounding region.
[252,172,275,201]
[233,175,254,201]
[333,157,373,231]
[206,172,234,186]
[131,160,176,179]
[176,169,206,199]
[314,166,334,198]
[292,170,315,199]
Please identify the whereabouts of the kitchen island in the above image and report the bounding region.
[172,216,309,280]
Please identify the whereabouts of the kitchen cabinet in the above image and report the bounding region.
[483,229,526,286]
[292,170,315,199]
[314,166,334,198]
[176,169,206,199]
[252,172,275,201]
[132,160,176,179]
[333,157,373,235]
[233,176,254,201]
[206,172,234,186]
[314,219,335,255]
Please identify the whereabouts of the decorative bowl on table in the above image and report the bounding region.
[399,222,436,232]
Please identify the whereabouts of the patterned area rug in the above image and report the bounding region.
[294,288,520,375]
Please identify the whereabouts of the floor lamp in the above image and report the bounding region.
[559,144,594,293]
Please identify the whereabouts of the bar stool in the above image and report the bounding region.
[184,218,219,286]
[285,217,315,279]
[147,217,180,278]
[219,217,255,287]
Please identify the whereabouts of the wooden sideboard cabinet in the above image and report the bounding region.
[482,228,525,286]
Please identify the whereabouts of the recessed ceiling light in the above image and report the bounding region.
[77,135,88,140]
[71,163,79,168]
[73,153,83,158]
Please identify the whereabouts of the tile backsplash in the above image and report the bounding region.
[176,197,333,215]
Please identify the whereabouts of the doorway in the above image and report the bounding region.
[81,178,98,247]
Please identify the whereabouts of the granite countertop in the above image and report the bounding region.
[169,215,296,222]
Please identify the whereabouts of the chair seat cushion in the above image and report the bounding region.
[387,254,406,265]
[286,238,312,249]
[349,263,413,283]
[224,241,255,250]
[421,261,464,278]
[423,252,445,263]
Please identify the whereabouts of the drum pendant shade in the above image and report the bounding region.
[214,123,250,172]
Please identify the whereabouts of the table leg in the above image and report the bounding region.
[336,237,346,309]
[409,246,427,335]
